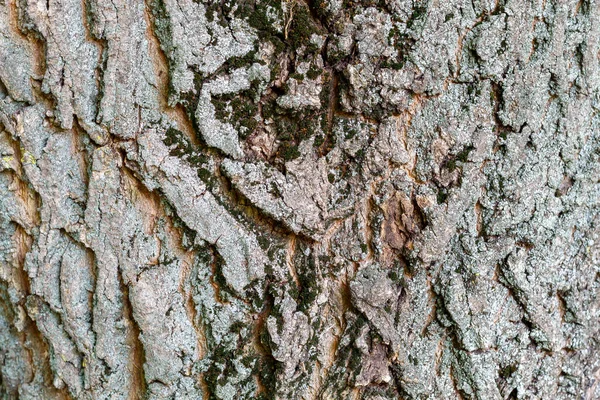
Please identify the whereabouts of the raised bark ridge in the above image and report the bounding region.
[0,0,599,399]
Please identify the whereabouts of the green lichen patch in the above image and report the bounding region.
[262,99,328,161]
[162,127,218,188]
[230,0,287,53]
[286,3,323,53]
[211,93,260,140]
[291,242,320,312]
[384,23,417,71]
[406,3,429,31]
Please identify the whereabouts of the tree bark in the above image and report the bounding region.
[1,0,599,398]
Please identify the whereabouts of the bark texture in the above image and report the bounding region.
[1,0,600,398]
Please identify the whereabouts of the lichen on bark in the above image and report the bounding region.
[1,0,600,399]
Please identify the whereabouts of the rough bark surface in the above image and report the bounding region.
[1,0,599,399]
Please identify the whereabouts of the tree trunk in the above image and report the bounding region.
[1,0,599,398]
